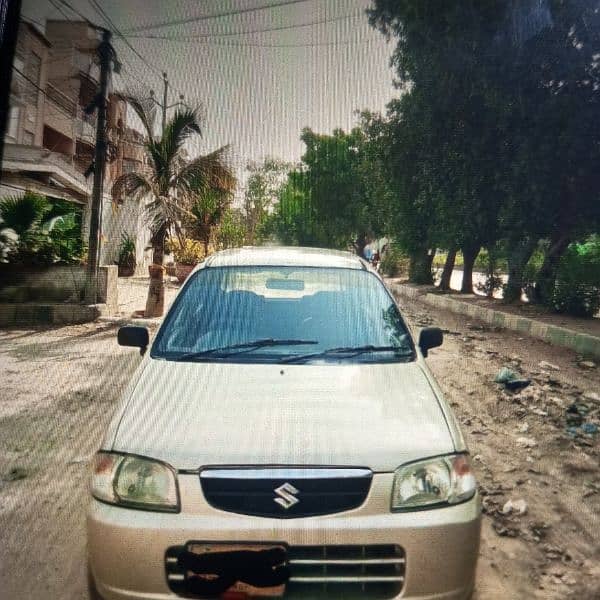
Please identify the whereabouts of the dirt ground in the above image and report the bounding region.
[115,276,180,318]
[0,286,598,599]
[396,295,600,600]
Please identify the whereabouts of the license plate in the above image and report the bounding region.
[187,543,287,598]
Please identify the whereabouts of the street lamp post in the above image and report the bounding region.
[149,72,187,135]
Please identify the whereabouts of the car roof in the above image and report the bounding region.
[203,246,367,270]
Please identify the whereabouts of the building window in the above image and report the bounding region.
[6,105,20,141]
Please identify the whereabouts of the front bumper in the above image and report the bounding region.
[87,474,481,600]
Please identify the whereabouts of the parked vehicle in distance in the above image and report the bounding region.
[88,246,481,600]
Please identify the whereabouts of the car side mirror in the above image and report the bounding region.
[418,327,443,358]
[118,326,149,355]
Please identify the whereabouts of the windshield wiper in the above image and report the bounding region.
[279,345,413,364]
[170,338,318,361]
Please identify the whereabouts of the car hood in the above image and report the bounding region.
[110,359,455,472]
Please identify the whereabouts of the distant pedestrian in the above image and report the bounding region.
[372,250,380,271]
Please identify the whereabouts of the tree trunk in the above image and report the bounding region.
[460,245,480,294]
[503,237,537,304]
[409,248,434,284]
[439,247,457,291]
[145,225,167,317]
[355,232,368,258]
[532,233,570,305]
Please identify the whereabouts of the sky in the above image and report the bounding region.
[22,0,397,168]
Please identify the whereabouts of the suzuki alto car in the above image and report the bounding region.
[87,246,481,600]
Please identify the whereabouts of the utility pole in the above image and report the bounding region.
[86,28,115,303]
[161,71,168,134]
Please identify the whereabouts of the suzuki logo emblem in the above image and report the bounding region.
[274,482,299,509]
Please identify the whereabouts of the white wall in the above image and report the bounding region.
[100,195,151,275]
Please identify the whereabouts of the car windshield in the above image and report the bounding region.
[151,266,414,363]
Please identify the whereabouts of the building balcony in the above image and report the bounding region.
[2,144,91,204]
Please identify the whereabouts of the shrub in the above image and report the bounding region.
[380,243,410,277]
[117,232,136,266]
[0,192,83,265]
[475,244,505,297]
[552,239,600,318]
[215,208,247,249]
[474,248,508,272]
[165,237,205,265]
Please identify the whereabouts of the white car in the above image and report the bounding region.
[88,246,481,600]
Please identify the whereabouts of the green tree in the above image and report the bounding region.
[369,0,600,298]
[215,208,247,250]
[267,171,322,246]
[243,158,290,244]
[111,97,236,316]
[523,1,600,303]
[267,118,397,253]
[299,127,366,249]
[368,1,511,289]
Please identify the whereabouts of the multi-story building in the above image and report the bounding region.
[1,19,151,272]
[2,21,90,206]
[43,19,100,176]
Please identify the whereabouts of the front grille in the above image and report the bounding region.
[165,543,405,599]
[286,544,405,598]
[200,468,372,518]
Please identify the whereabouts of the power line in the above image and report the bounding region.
[52,0,159,91]
[46,0,74,22]
[83,0,190,100]
[11,66,79,120]
[22,16,45,28]
[121,37,376,49]
[122,0,312,34]
[52,0,96,25]
[127,12,364,40]
[86,0,161,77]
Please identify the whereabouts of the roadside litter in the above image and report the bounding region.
[494,367,531,390]
[502,499,528,515]
[539,361,561,371]
[578,361,596,369]
[566,403,585,427]
[564,401,598,439]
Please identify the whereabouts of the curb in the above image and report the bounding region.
[388,282,600,360]
[97,315,163,327]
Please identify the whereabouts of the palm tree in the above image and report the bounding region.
[0,192,81,264]
[111,96,236,317]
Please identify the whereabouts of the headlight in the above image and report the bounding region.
[391,454,476,511]
[91,452,180,512]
